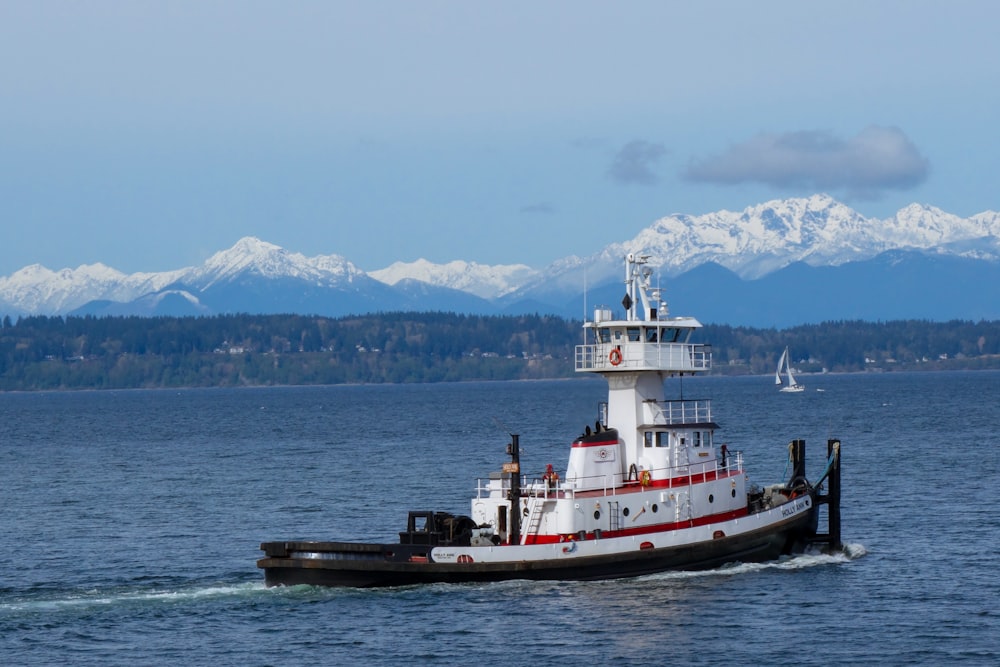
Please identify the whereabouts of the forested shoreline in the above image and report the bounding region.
[2,312,999,391]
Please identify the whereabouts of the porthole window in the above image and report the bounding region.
[731,489,737,498]
[594,510,601,520]
[708,494,714,503]
[623,507,630,517]
[651,504,658,513]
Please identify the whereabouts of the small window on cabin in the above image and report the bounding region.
[645,328,658,343]
[644,432,653,448]
[614,330,622,341]
[704,431,713,447]
[597,328,610,343]
[694,431,702,447]
[679,437,686,445]
[656,432,669,447]
[662,328,679,342]
[627,327,640,342]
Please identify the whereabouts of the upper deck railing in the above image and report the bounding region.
[644,398,713,426]
[575,342,712,373]
[475,450,744,501]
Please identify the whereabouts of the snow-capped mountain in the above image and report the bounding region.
[370,259,538,299]
[2,196,999,325]
[538,194,1000,290]
[182,237,367,290]
[378,195,1000,304]
[0,237,372,316]
[0,263,184,316]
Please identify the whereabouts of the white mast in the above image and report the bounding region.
[785,349,798,387]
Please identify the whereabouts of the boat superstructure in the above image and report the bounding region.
[258,254,842,588]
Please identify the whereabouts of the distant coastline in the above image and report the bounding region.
[2,312,999,392]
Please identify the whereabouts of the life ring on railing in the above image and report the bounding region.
[609,348,623,366]
[639,470,652,486]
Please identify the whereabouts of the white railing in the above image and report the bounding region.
[474,450,744,501]
[474,476,562,500]
[575,342,712,372]
[562,453,743,491]
[474,452,743,498]
[645,399,713,426]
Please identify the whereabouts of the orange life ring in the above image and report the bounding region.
[609,348,623,366]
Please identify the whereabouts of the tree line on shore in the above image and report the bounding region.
[1,312,999,391]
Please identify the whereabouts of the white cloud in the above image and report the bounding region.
[682,126,929,198]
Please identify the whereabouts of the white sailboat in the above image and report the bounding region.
[776,346,805,392]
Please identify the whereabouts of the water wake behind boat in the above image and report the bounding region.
[1,581,268,615]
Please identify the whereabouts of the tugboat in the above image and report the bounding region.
[258,253,842,588]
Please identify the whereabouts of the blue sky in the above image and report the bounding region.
[2,1,998,276]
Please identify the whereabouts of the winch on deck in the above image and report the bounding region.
[398,510,492,547]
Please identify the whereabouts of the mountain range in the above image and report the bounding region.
[2,194,999,328]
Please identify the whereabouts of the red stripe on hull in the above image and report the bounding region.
[522,507,749,545]
[571,438,620,448]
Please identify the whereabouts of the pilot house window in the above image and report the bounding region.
[645,432,669,447]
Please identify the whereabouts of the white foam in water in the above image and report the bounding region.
[636,542,868,582]
[1,582,269,614]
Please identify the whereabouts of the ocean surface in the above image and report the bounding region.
[2,371,998,665]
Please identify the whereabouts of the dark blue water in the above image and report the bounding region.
[2,372,998,665]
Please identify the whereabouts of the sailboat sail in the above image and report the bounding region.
[776,346,804,392]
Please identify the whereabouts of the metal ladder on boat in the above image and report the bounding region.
[521,497,546,544]
[675,491,691,525]
[608,501,621,532]
[670,437,694,526]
